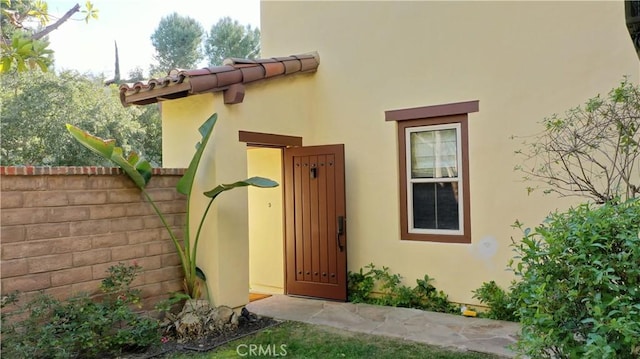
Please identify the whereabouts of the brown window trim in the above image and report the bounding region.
[385,100,478,122]
[386,100,478,244]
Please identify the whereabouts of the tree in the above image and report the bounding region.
[0,0,98,73]
[127,66,145,82]
[0,70,161,166]
[149,12,204,73]
[204,16,260,66]
[514,78,640,203]
[103,41,120,85]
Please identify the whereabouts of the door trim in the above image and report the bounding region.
[239,131,302,147]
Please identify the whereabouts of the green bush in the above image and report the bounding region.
[347,266,376,303]
[1,263,160,358]
[347,263,458,314]
[472,281,520,322]
[511,198,640,358]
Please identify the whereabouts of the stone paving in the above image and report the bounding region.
[246,294,521,358]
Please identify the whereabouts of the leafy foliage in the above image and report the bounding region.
[150,12,204,73]
[471,281,520,322]
[514,78,640,203]
[0,70,161,165]
[510,198,640,358]
[1,31,53,72]
[348,263,458,314]
[0,0,98,73]
[1,263,160,358]
[67,113,279,299]
[204,17,260,66]
[347,266,376,303]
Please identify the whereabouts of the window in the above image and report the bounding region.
[407,123,462,234]
[386,100,477,243]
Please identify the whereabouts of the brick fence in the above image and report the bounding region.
[0,166,186,310]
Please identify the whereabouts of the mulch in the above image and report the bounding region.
[118,316,282,358]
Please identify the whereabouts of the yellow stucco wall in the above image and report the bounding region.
[162,94,215,168]
[259,1,639,304]
[161,76,316,307]
[160,1,639,307]
[164,99,253,307]
[247,148,284,294]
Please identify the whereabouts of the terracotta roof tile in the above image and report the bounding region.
[263,62,285,78]
[216,69,243,88]
[282,59,302,74]
[240,66,266,83]
[182,68,211,76]
[119,52,320,106]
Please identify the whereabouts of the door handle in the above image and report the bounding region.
[337,216,345,252]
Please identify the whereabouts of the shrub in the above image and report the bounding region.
[411,274,459,314]
[511,198,640,358]
[347,266,375,303]
[1,263,160,358]
[472,281,520,322]
[347,263,458,314]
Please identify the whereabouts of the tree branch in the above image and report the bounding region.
[31,3,80,41]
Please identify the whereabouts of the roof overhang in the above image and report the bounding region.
[119,52,320,106]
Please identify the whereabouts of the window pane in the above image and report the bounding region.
[410,129,457,178]
[412,182,459,230]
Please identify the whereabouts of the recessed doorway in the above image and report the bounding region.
[247,147,285,295]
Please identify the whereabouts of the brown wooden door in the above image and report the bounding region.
[284,144,347,301]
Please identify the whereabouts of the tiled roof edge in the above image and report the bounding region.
[119,52,320,107]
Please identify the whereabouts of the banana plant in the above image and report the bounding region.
[66,113,278,299]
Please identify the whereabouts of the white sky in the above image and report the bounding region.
[46,0,261,77]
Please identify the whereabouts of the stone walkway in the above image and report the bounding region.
[246,295,521,358]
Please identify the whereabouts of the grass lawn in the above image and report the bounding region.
[171,321,502,359]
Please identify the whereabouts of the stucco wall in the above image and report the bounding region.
[248,148,284,294]
[257,1,639,304]
[160,1,639,307]
[0,166,185,310]
[160,75,317,308]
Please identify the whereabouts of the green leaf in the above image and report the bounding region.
[203,176,278,200]
[1,57,12,73]
[65,124,152,189]
[176,113,217,195]
[36,59,48,72]
[65,123,115,158]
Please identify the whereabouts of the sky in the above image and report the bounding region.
[45,0,260,77]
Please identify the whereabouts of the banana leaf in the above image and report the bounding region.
[203,177,279,199]
[66,124,152,189]
[176,113,218,196]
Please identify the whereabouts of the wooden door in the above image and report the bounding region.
[284,144,347,301]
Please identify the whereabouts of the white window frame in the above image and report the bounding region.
[405,123,464,236]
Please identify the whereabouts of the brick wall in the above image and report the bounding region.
[0,166,186,310]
